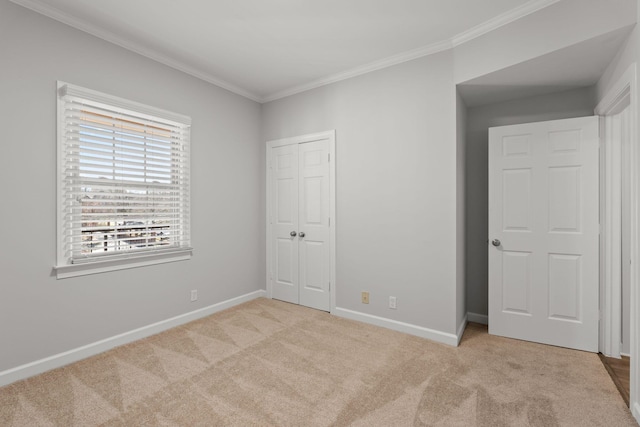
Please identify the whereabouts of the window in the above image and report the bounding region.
[56,82,191,278]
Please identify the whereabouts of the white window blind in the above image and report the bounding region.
[57,82,191,269]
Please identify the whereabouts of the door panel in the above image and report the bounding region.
[502,134,531,157]
[276,179,294,223]
[548,253,581,321]
[502,250,532,315]
[548,166,581,232]
[489,116,599,352]
[301,241,324,290]
[276,238,294,284]
[502,168,532,231]
[271,144,299,304]
[299,140,331,311]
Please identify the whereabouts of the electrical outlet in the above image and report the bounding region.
[361,291,369,304]
[389,296,397,309]
[190,289,198,302]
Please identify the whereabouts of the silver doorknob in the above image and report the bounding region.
[299,232,306,238]
[492,239,501,247]
[290,231,297,237]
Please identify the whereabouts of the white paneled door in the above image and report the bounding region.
[269,134,333,312]
[488,117,599,352]
[271,143,299,305]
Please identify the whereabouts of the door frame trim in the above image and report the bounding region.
[598,93,629,359]
[265,130,337,312]
[595,63,638,415]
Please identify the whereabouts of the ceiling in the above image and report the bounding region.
[458,25,634,107]
[11,0,566,102]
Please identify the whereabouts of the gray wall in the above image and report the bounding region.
[596,22,638,102]
[262,51,459,335]
[464,87,598,317]
[0,1,263,372]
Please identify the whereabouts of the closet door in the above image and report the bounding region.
[298,140,331,311]
[269,138,331,312]
[270,144,299,305]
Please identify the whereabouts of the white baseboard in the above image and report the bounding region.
[456,314,468,345]
[332,307,459,347]
[467,312,488,325]
[0,289,267,387]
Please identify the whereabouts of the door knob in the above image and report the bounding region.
[492,239,501,247]
[290,231,297,237]
[299,232,306,238]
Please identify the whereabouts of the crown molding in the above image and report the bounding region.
[262,39,453,103]
[452,0,561,46]
[9,0,263,103]
[11,0,561,104]
[263,0,561,102]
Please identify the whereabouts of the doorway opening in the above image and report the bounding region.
[596,63,637,409]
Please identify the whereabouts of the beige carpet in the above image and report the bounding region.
[0,297,635,426]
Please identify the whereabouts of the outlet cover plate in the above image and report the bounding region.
[361,291,369,304]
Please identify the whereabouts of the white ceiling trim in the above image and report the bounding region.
[11,0,561,104]
[261,39,453,103]
[452,0,561,46]
[264,0,562,103]
[9,0,262,102]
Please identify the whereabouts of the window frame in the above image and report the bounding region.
[54,82,192,279]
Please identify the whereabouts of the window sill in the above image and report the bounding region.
[54,248,192,279]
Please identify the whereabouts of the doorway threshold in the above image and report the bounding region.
[599,353,630,407]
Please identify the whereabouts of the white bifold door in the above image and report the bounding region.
[488,117,599,352]
[269,136,333,312]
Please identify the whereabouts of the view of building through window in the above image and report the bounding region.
[75,109,178,256]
